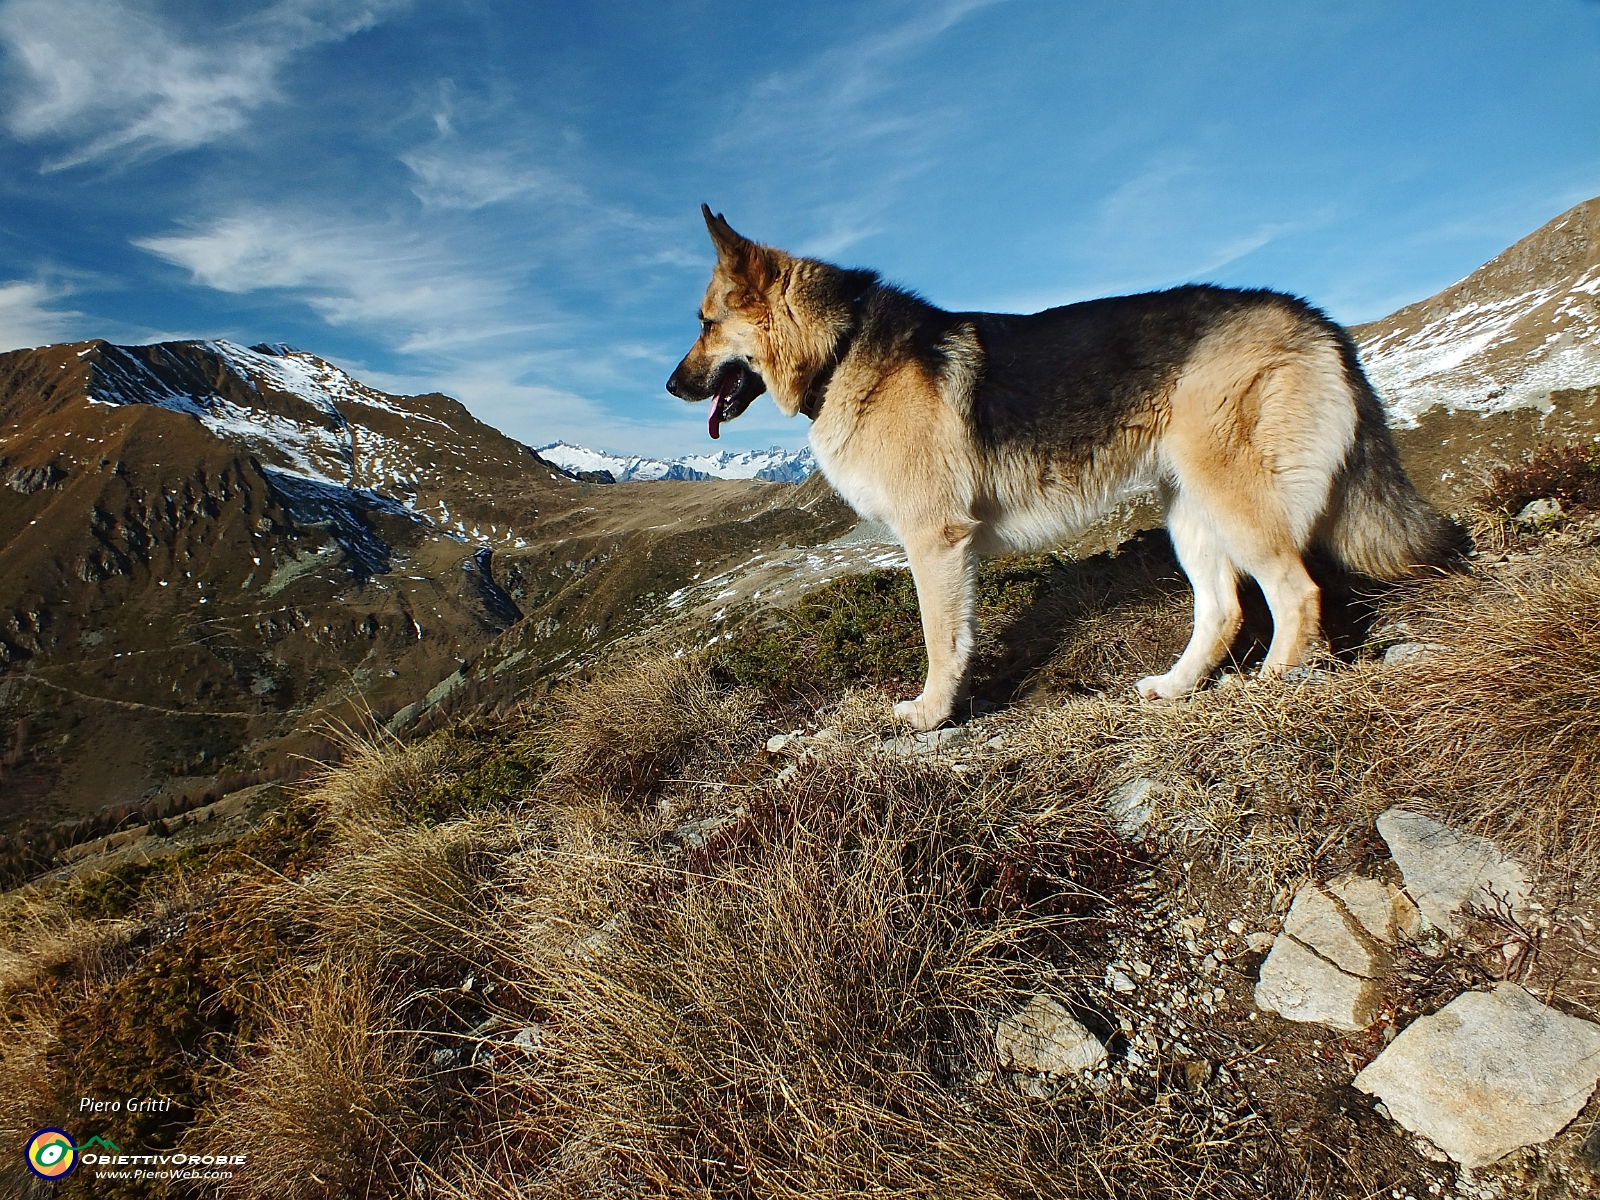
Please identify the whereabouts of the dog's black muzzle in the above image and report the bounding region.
[667,359,766,439]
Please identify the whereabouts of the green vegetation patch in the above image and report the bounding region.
[409,750,542,826]
[716,540,1188,705]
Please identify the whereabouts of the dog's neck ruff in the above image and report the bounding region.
[800,286,873,422]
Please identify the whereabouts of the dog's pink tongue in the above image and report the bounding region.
[708,394,723,440]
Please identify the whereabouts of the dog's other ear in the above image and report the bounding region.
[702,204,748,262]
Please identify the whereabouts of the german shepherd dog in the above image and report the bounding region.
[667,207,1463,730]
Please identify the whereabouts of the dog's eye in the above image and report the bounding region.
[699,316,714,335]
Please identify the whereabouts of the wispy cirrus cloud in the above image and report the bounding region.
[0,279,81,351]
[0,0,407,170]
[134,207,544,353]
[714,0,1010,256]
[397,81,584,212]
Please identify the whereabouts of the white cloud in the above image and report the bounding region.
[399,146,581,212]
[712,0,1009,257]
[135,208,539,353]
[0,279,80,350]
[0,0,405,169]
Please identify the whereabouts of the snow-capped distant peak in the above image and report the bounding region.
[537,440,817,484]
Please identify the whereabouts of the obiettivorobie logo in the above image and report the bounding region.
[26,1128,77,1179]
[27,1128,243,1181]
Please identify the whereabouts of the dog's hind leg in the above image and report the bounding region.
[1243,550,1322,677]
[894,522,979,730]
[1138,493,1244,701]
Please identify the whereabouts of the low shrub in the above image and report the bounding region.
[1484,440,1600,516]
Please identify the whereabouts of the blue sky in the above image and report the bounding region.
[1,0,1597,457]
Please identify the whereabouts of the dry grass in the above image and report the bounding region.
[281,818,503,968]
[302,719,478,828]
[1009,548,1600,891]
[542,652,760,802]
[3,527,1595,1199]
[436,749,1301,1199]
[202,957,440,1199]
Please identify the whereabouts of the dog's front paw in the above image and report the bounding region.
[1135,673,1189,702]
[893,695,948,731]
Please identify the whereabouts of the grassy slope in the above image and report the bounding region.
[1,450,1598,1198]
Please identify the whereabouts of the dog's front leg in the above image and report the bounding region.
[894,523,979,730]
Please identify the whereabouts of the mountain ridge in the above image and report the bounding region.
[1353,195,1600,420]
[536,439,817,484]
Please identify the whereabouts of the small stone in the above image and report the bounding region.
[1355,983,1600,1168]
[1105,777,1158,839]
[431,1047,458,1068]
[765,733,793,753]
[1255,935,1384,1031]
[512,1025,543,1053]
[1377,808,1532,937]
[1514,497,1563,526]
[1246,931,1277,953]
[1384,642,1452,667]
[995,995,1108,1076]
[673,808,745,850]
[1227,919,1245,935]
[885,726,971,757]
[1129,960,1153,979]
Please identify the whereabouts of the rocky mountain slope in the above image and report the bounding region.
[536,440,818,484]
[0,340,849,856]
[1354,195,1600,420]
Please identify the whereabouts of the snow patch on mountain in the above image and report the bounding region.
[537,440,816,484]
[1354,199,1600,423]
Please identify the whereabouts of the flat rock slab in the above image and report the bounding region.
[1255,932,1385,1031]
[995,994,1107,1076]
[1255,878,1396,1030]
[1377,808,1531,936]
[884,727,971,757]
[1355,983,1600,1168]
[1282,884,1390,978]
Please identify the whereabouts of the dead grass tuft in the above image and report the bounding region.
[202,957,440,1199]
[302,720,475,828]
[542,653,760,802]
[1390,553,1600,874]
[282,818,503,969]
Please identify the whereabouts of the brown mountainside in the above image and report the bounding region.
[0,339,848,863]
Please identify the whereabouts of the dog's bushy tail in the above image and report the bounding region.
[1318,338,1472,578]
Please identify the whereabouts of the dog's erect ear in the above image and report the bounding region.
[702,204,775,297]
[702,204,748,262]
